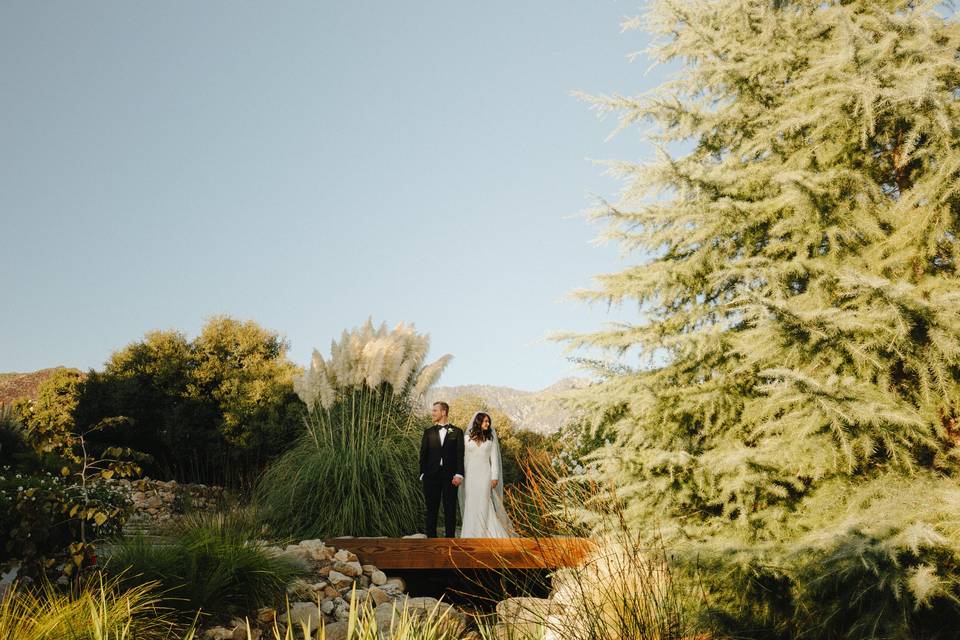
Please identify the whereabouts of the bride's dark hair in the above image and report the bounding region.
[468,412,494,442]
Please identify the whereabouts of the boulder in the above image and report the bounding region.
[495,597,563,638]
[375,597,465,637]
[277,602,322,630]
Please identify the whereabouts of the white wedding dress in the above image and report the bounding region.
[458,413,516,538]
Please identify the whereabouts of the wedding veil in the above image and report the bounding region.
[458,411,517,537]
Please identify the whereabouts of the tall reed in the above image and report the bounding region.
[464,449,694,640]
[254,385,425,538]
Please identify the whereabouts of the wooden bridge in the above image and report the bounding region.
[322,537,596,570]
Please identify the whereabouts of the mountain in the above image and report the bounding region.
[424,377,593,434]
[0,367,79,405]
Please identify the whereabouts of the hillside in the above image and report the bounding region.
[0,367,79,405]
[424,377,592,434]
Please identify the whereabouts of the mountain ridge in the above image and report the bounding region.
[424,376,592,434]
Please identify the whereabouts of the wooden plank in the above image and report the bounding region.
[322,537,597,570]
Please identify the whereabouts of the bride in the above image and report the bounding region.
[458,411,517,538]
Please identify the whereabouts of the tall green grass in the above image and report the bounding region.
[102,508,302,620]
[254,386,426,538]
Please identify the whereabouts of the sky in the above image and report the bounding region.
[0,0,666,391]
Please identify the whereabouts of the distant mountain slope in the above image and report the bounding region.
[0,367,79,405]
[424,377,592,434]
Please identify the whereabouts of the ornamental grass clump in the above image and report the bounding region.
[103,508,302,620]
[0,573,184,640]
[256,319,451,538]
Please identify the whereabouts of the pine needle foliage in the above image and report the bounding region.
[559,1,960,637]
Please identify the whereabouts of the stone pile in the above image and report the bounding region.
[200,539,467,640]
[104,477,224,533]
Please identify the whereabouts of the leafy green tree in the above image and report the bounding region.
[19,368,84,456]
[189,316,303,454]
[560,1,960,637]
[56,317,304,486]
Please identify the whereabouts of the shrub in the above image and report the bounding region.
[103,508,303,620]
[0,466,131,574]
[0,403,38,472]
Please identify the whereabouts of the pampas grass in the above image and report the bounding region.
[294,319,452,410]
[255,386,426,538]
[259,319,450,540]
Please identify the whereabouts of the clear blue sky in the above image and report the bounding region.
[0,0,664,390]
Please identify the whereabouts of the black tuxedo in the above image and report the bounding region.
[419,423,465,537]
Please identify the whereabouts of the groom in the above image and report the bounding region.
[419,401,465,538]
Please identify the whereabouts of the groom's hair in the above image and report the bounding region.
[432,401,449,416]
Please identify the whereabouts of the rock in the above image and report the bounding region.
[495,597,562,637]
[402,533,427,538]
[333,560,363,577]
[333,549,357,563]
[301,539,335,561]
[256,608,276,623]
[320,598,336,615]
[322,620,349,640]
[327,570,354,588]
[371,570,387,586]
[368,586,392,606]
[384,576,406,592]
[278,547,311,571]
[277,602,322,630]
[408,598,466,636]
[362,564,377,575]
[203,627,233,640]
[323,585,340,599]
[231,624,261,640]
[285,578,315,598]
[333,598,351,622]
[374,597,465,637]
